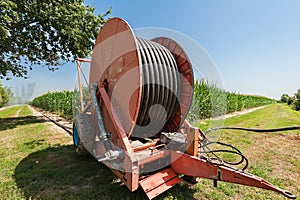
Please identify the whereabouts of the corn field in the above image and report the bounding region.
[30,81,275,121]
[30,91,73,119]
[187,80,275,121]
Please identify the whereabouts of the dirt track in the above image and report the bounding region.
[210,106,266,120]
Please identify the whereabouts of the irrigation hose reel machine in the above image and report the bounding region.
[73,18,296,199]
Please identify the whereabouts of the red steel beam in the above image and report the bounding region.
[170,151,296,199]
[98,86,133,153]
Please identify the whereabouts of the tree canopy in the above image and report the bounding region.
[280,94,289,103]
[0,0,111,79]
[280,89,300,111]
[294,89,300,111]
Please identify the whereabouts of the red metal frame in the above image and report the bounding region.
[139,168,181,199]
[99,86,132,152]
[96,83,295,199]
[75,53,296,200]
[170,151,294,198]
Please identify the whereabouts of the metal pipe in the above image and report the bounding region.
[89,82,113,151]
[133,140,159,152]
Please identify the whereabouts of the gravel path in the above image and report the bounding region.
[210,106,266,120]
[0,105,19,112]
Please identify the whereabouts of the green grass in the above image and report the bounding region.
[0,105,24,118]
[193,104,300,199]
[0,105,195,200]
[0,104,299,199]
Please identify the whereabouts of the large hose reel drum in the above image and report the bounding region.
[90,18,194,138]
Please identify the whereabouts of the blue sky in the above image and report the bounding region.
[3,0,300,100]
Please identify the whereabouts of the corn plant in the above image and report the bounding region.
[30,91,73,120]
[187,80,275,122]
[31,81,275,122]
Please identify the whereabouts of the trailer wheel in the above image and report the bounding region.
[73,123,89,155]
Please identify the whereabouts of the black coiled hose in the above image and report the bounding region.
[132,38,180,137]
[199,125,300,170]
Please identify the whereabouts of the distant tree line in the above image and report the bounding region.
[280,89,300,111]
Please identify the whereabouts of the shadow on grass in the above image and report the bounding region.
[14,145,196,200]
[0,116,45,131]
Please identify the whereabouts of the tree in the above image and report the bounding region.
[294,89,300,111]
[287,96,294,105]
[280,94,289,103]
[0,82,9,107]
[0,0,111,79]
